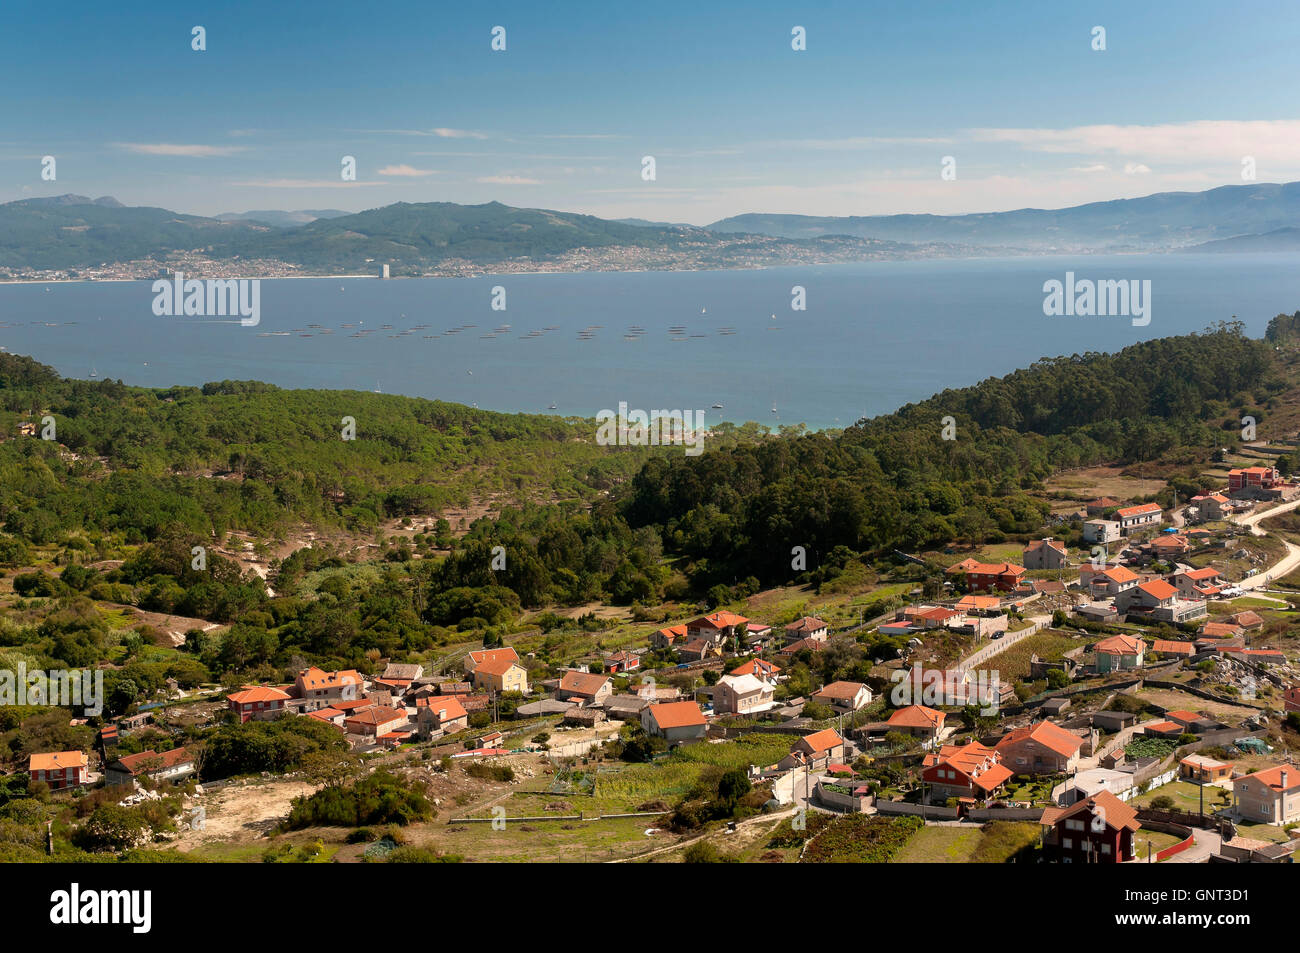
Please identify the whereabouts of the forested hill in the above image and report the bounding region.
[619,323,1283,586]
[0,322,1286,622]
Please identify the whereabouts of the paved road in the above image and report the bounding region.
[1232,496,1300,590]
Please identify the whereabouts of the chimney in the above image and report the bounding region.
[1282,769,1289,790]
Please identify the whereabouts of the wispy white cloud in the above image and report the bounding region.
[232,178,386,188]
[377,164,438,177]
[476,174,540,185]
[117,143,246,157]
[967,119,1300,163]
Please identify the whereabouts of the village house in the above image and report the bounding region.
[343,706,409,741]
[902,605,960,629]
[886,705,945,740]
[922,741,1013,803]
[1023,538,1068,570]
[1116,579,1206,624]
[1180,753,1234,783]
[1093,634,1145,672]
[1164,709,1222,733]
[946,559,1027,592]
[471,658,529,695]
[1041,790,1139,863]
[1170,566,1225,600]
[783,616,829,644]
[729,658,782,683]
[649,624,688,649]
[778,636,825,659]
[1150,639,1197,658]
[1080,564,1140,598]
[29,751,89,791]
[226,685,291,723]
[1234,764,1300,825]
[1086,497,1120,516]
[1114,502,1162,534]
[1083,519,1121,544]
[772,729,844,772]
[995,721,1084,775]
[812,680,873,711]
[1229,466,1281,493]
[1198,621,1243,639]
[686,611,749,647]
[293,667,363,709]
[556,670,613,707]
[743,622,774,649]
[1146,534,1191,559]
[953,594,1002,615]
[641,700,707,744]
[1198,492,1231,521]
[463,646,519,675]
[677,638,722,662]
[604,650,640,674]
[105,747,195,787]
[713,673,776,715]
[415,696,469,738]
[1231,610,1265,631]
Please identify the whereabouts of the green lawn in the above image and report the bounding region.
[893,825,981,862]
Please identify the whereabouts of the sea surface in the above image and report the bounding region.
[1,253,1298,430]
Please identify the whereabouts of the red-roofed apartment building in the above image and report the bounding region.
[1229,466,1281,492]
[922,742,1013,802]
[1234,764,1300,825]
[227,685,291,722]
[29,751,89,790]
[995,721,1084,775]
[1041,791,1139,863]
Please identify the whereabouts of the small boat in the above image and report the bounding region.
[711,403,723,410]
[548,403,557,410]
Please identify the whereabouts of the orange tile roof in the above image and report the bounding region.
[690,611,749,630]
[798,728,843,754]
[996,720,1083,758]
[730,658,782,677]
[646,701,706,730]
[416,696,467,721]
[228,685,291,704]
[654,624,689,642]
[887,705,945,729]
[1115,503,1161,518]
[115,747,191,775]
[1047,790,1140,832]
[1138,580,1178,600]
[559,670,611,696]
[1152,640,1195,654]
[814,681,867,700]
[1095,634,1143,656]
[29,751,87,772]
[297,667,362,690]
[786,616,829,633]
[344,706,407,728]
[475,657,523,677]
[1183,567,1222,580]
[467,647,520,668]
[1243,763,1300,792]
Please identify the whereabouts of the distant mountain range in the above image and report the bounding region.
[3,180,1300,276]
[708,181,1300,252]
[214,209,351,228]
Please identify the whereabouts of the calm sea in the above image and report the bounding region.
[1,253,1298,430]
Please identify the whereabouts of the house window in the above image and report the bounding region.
[1062,837,1073,849]
[1100,843,1112,855]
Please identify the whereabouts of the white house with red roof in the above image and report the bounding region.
[1114,502,1162,534]
[641,700,707,743]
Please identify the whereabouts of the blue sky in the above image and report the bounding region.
[4,0,1300,222]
